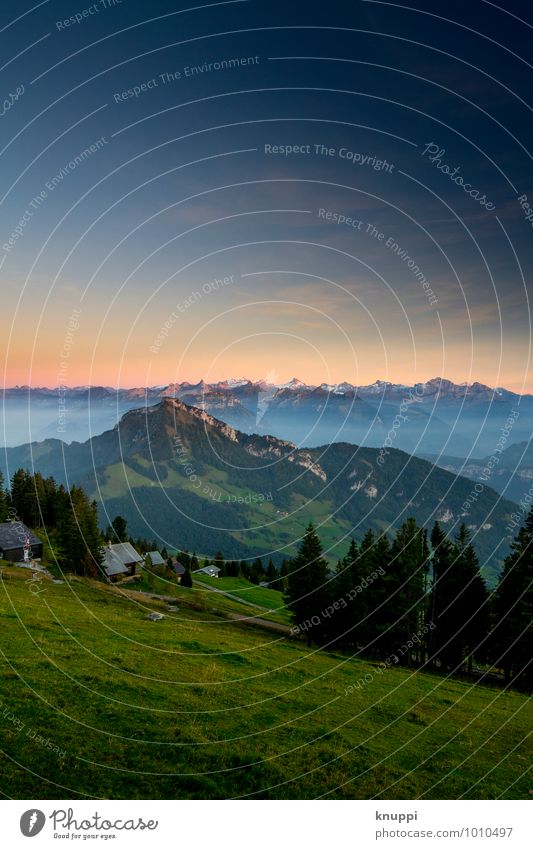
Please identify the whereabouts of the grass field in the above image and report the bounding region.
[192,576,290,624]
[0,566,530,800]
[127,569,289,625]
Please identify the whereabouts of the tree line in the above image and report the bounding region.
[2,469,103,576]
[284,517,532,690]
[4,468,530,688]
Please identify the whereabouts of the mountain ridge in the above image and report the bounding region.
[2,376,531,457]
[0,397,518,581]
[2,375,530,396]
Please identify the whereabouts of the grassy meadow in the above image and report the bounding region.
[0,565,530,800]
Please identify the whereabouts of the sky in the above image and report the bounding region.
[1,0,533,391]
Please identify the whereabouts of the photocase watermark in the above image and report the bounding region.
[45,137,108,191]
[290,565,386,637]
[458,408,520,518]
[172,434,272,505]
[149,274,235,354]
[20,807,158,838]
[265,142,394,172]
[344,622,436,694]
[377,384,426,465]
[57,308,82,434]
[369,224,438,306]
[0,84,24,118]
[226,491,273,505]
[318,207,365,231]
[517,193,533,230]
[421,143,495,211]
[2,138,108,253]
[56,0,123,31]
[20,809,46,837]
[506,479,533,533]
[318,210,438,307]
[113,56,260,102]
[0,698,66,759]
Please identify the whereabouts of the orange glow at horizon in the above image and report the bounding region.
[3,354,532,394]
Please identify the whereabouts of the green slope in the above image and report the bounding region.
[0,567,530,800]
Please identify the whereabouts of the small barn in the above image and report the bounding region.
[103,542,143,581]
[144,551,166,567]
[172,561,186,582]
[0,522,43,563]
[193,565,221,578]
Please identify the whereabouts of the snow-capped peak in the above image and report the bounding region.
[279,377,310,390]
[224,378,250,387]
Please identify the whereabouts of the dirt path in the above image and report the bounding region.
[225,612,292,635]
[193,579,271,610]
[115,585,293,636]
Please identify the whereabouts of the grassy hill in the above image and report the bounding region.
[129,569,290,626]
[193,575,290,623]
[0,566,530,800]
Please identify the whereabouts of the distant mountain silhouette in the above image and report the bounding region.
[0,398,517,581]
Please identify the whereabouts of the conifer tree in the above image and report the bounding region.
[452,524,489,672]
[0,472,8,522]
[266,558,277,582]
[383,519,427,663]
[181,567,193,588]
[330,538,361,649]
[179,551,191,570]
[494,508,533,687]
[284,523,330,646]
[430,523,488,672]
[110,515,128,542]
[428,522,455,667]
[10,469,39,524]
[358,530,391,657]
[56,486,103,577]
[214,550,225,576]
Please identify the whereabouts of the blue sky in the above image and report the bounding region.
[1,0,532,390]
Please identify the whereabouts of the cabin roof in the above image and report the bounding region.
[0,522,41,551]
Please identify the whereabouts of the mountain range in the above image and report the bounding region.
[2,377,532,462]
[423,439,533,504]
[0,397,518,582]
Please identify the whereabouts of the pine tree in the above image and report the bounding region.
[144,554,155,591]
[383,519,427,664]
[358,530,391,657]
[0,472,8,522]
[56,486,103,577]
[179,551,191,570]
[452,524,489,673]
[181,567,193,588]
[430,523,488,673]
[10,469,38,524]
[110,515,128,542]
[494,508,533,687]
[250,557,264,584]
[279,559,289,590]
[225,560,238,577]
[284,523,330,646]
[214,550,225,577]
[330,539,361,649]
[428,522,456,668]
[266,558,277,583]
